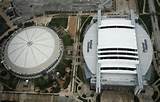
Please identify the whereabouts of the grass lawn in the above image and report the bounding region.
[77,65,85,82]
[48,16,68,28]
[0,76,18,90]
[62,32,74,46]
[139,15,152,35]
[80,16,92,42]
[155,0,160,13]
[137,0,144,13]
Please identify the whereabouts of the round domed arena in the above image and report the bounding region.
[2,26,63,79]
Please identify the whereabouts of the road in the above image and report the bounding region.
[0,91,57,102]
[0,91,76,102]
[148,0,160,75]
[148,0,160,50]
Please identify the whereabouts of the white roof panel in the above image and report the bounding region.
[98,27,137,49]
[100,18,135,27]
[98,59,139,68]
[98,19,139,71]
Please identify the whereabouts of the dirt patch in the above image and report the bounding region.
[67,16,77,37]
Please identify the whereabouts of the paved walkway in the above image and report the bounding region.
[152,79,160,102]
[101,91,134,102]
[115,0,137,15]
[138,86,154,102]
[0,8,17,40]
[33,16,52,26]
[0,8,13,28]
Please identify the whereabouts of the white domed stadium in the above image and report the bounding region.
[2,26,63,79]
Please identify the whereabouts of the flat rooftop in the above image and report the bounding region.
[83,18,153,76]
